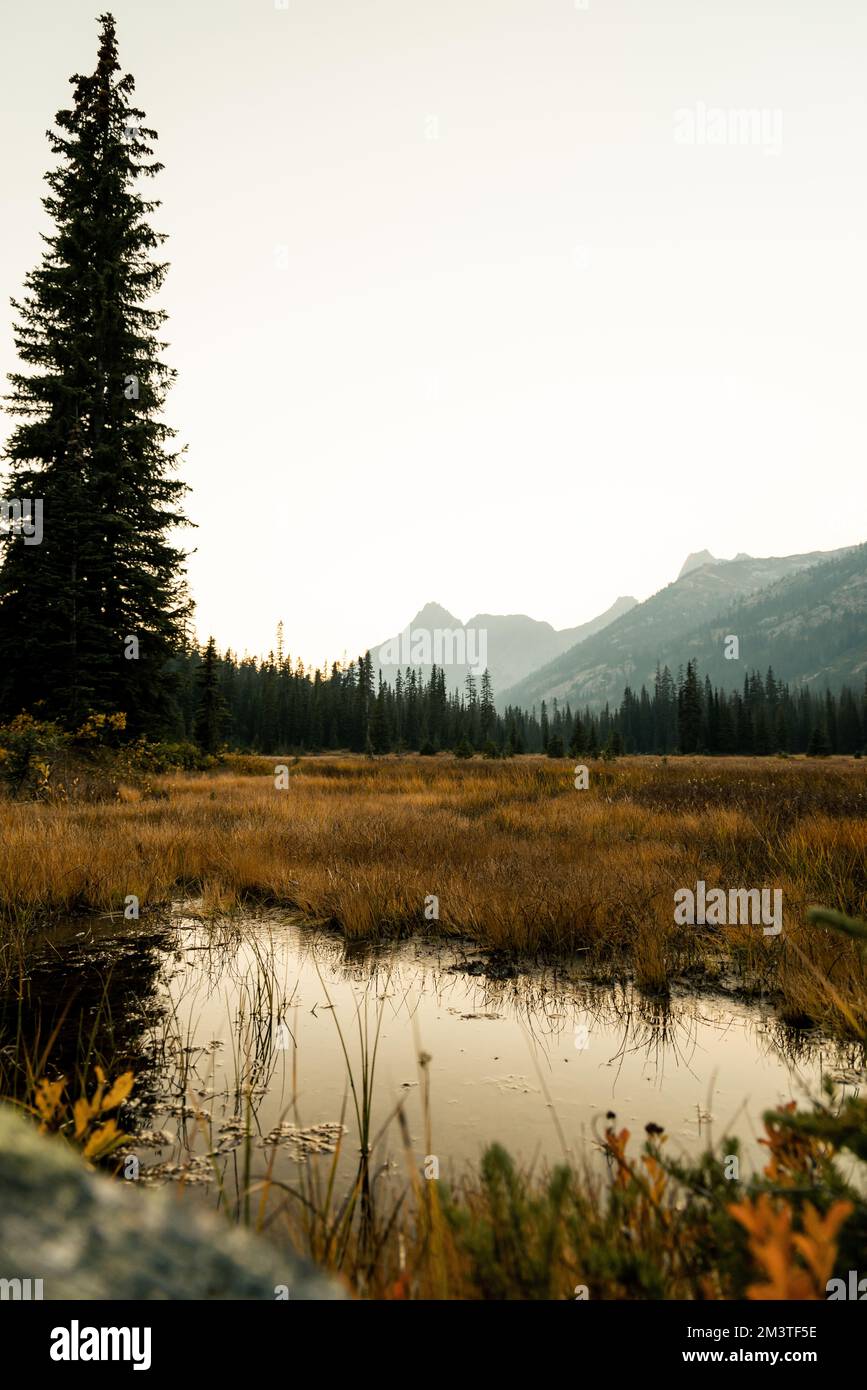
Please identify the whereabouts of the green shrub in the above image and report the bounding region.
[0,714,70,798]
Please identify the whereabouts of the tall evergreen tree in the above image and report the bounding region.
[568,709,585,757]
[0,14,191,734]
[194,637,228,754]
[479,669,496,742]
[677,660,703,753]
[369,673,391,753]
[806,722,831,758]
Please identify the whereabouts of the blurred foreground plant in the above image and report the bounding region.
[28,1065,134,1163]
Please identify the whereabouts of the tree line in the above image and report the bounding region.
[184,646,867,758]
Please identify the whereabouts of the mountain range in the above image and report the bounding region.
[369,541,867,711]
[500,543,867,711]
[371,595,637,695]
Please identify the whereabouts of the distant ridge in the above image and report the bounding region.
[500,543,863,711]
[370,595,637,694]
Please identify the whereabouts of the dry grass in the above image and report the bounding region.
[1,754,865,1035]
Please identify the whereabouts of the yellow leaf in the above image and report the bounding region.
[34,1077,65,1129]
[82,1119,125,1160]
[73,1095,96,1139]
[100,1071,135,1112]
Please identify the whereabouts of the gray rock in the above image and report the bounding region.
[0,1105,344,1300]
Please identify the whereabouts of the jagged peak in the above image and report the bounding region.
[678,550,718,579]
[408,601,463,628]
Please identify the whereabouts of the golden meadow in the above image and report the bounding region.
[1,754,865,1038]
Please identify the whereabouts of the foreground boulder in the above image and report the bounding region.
[0,1105,343,1300]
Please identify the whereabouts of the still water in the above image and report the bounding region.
[8,908,864,1200]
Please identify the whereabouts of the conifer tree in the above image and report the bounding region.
[568,710,585,757]
[806,723,831,758]
[194,637,228,754]
[480,668,496,743]
[369,675,391,753]
[464,670,479,746]
[677,660,703,753]
[0,14,191,733]
[546,732,564,758]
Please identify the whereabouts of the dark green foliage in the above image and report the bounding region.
[441,1144,575,1300]
[479,669,496,745]
[807,724,832,757]
[193,637,228,754]
[602,729,623,759]
[368,676,391,754]
[161,637,867,761]
[0,14,191,736]
[0,710,207,800]
[568,711,585,758]
[677,660,702,753]
[0,714,68,798]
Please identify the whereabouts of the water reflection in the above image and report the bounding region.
[1,908,863,1211]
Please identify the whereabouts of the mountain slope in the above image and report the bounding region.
[499,545,859,711]
[371,595,637,694]
[667,542,867,691]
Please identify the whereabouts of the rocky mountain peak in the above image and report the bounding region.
[678,550,718,579]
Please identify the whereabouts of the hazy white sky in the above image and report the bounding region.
[2,0,866,668]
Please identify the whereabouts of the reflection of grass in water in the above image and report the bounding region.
[0,938,162,1121]
[240,978,867,1299]
[3,912,863,1161]
[4,908,867,1296]
[1,755,866,1035]
[273,965,401,1279]
[313,956,389,1162]
[233,914,867,1298]
[179,921,867,1299]
[250,983,451,1296]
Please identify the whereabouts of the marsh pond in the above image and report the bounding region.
[4,910,864,1204]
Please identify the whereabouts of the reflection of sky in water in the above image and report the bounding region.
[103,910,862,1201]
[17,911,863,1204]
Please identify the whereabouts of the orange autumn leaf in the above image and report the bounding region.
[603,1126,632,1187]
[792,1201,853,1289]
[641,1152,668,1205]
[729,1192,853,1300]
[760,1103,831,1186]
